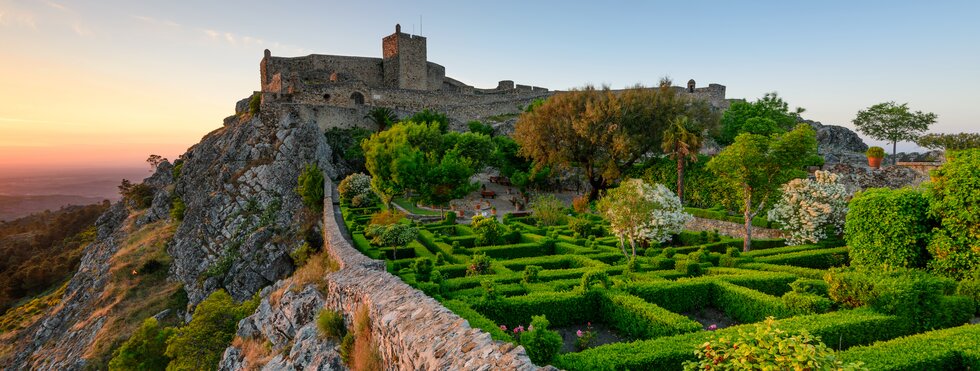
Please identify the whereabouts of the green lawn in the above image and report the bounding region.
[393,197,443,216]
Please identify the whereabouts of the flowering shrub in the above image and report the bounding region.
[466,252,492,276]
[471,215,514,246]
[520,315,563,365]
[574,322,596,351]
[531,194,568,226]
[338,173,375,207]
[768,171,849,246]
[364,223,418,247]
[682,317,866,371]
[597,179,692,258]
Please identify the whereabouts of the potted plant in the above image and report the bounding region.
[866,146,885,169]
[491,207,497,216]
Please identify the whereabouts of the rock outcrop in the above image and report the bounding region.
[169,108,335,305]
[802,119,870,166]
[824,163,927,194]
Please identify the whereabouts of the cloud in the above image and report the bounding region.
[40,0,68,12]
[0,9,37,29]
[132,15,180,29]
[71,21,91,37]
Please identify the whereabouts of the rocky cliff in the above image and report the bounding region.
[2,107,335,369]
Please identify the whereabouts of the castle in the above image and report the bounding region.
[254,25,732,131]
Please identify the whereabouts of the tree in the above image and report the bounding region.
[853,102,937,165]
[296,163,325,214]
[707,124,818,251]
[917,132,980,152]
[718,92,803,145]
[109,317,174,371]
[364,106,397,132]
[661,116,703,203]
[514,84,716,201]
[596,179,691,259]
[408,108,450,133]
[165,290,258,371]
[768,171,849,246]
[146,154,167,171]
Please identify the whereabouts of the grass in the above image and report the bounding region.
[231,336,275,370]
[0,283,67,359]
[392,197,442,216]
[79,217,184,368]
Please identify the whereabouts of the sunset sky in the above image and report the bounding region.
[1,0,978,173]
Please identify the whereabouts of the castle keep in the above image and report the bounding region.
[255,25,731,131]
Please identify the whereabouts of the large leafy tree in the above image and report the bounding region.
[165,290,258,370]
[852,102,937,164]
[719,93,803,145]
[364,106,398,132]
[661,116,703,203]
[707,124,818,251]
[514,83,716,200]
[361,121,484,207]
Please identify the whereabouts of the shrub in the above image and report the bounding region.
[467,120,494,136]
[568,217,603,238]
[108,317,174,371]
[572,195,590,214]
[471,215,513,246]
[316,309,346,340]
[846,188,935,269]
[522,265,542,284]
[661,247,676,258]
[530,194,568,226]
[296,163,325,213]
[339,332,355,364]
[957,278,980,314]
[927,148,980,279]
[712,281,791,323]
[580,270,610,291]
[681,317,866,371]
[601,293,701,340]
[520,315,563,366]
[768,171,849,245]
[369,210,404,226]
[840,322,980,370]
[675,260,703,277]
[790,278,830,296]
[466,252,492,276]
[597,179,691,259]
[866,146,885,158]
[289,242,315,267]
[481,279,498,301]
[365,223,418,248]
[754,246,849,269]
[165,290,259,370]
[248,92,261,114]
[170,197,186,222]
[782,292,833,314]
[118,179,155,209]
[337,173,374,206]
[412,257,434,282]
[825,268,966,331]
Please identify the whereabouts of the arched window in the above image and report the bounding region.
[351,92,365,105]
[687,79,696,93]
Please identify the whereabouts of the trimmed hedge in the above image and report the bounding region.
[742,244,820,258]
[599,293,702,340]
[781,291,833,314]
[754,246,849,269]
[840,323,980,370]
[627,280,712,313]
[555,309,909,371]
[707,269,797,296]
[471,291,600,328]
[472,242,552,260]
[710,281,791,323]
[737,262,826,279]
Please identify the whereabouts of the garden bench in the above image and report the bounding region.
[480,190,496,199]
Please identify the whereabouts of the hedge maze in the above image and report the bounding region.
[341,204,980,370]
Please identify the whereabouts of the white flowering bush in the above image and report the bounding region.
[768,171,849,246]
[337,173,375,207]
[597,179,692,258]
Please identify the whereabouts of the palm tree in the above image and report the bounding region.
[661,116,703,203]
[364,107,398,132]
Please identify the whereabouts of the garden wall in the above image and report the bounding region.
[684,217,785,239]
[320,177,542,370]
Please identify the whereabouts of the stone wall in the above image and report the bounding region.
[318,180,540,370]
[684,217,786,240]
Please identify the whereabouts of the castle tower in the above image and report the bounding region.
[382,24,428,90]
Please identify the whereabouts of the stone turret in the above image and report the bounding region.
[382,24,429,90]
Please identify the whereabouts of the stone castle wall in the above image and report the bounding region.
[318,179,540,370]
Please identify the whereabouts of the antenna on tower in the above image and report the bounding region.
[420,15,423,35]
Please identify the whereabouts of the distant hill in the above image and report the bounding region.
[0,195,109,221]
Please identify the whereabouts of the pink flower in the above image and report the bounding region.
[528,325,534,331]
[500,325,507,331]
[513,325,525,334]
[708,324,718,331]
[576,330,584,337]
[587,322,592,327]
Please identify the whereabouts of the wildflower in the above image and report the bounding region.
[708,324,717,331]
[576,330,583,337]
[500,325,507,331]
